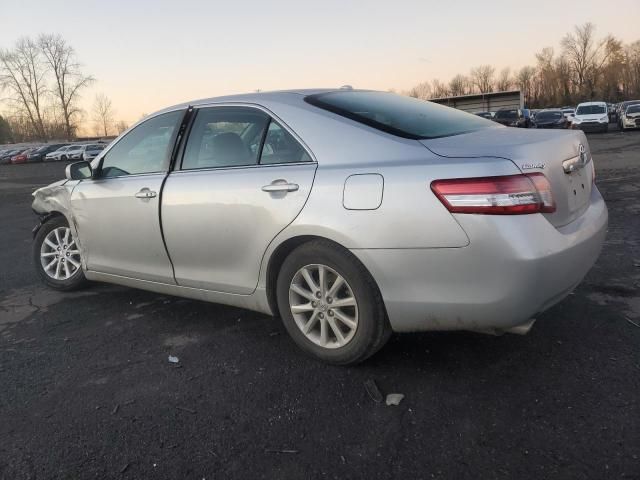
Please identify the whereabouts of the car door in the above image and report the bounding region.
[70,109,185,283]
[161,105,317,294]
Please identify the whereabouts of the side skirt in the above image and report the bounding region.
[84,270,273,315]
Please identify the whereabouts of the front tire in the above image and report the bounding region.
[276,240,391,365]
[33,216,88,291]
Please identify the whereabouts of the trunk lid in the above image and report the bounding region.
[420,128,593,227]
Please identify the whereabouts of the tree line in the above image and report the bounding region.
[0,34,127,144]
[403,23,640,108]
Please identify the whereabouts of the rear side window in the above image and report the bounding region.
[182,107,269,170]
[260,121,311,165]
[305,91,495,139]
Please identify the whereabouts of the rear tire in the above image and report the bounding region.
[33,216,88,291]
[276,240,391,365]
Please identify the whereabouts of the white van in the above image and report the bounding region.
[571,101,609,133]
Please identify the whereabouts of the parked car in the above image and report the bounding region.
[27,144,68,163]
[81,144,106,161]
[533,110,569,129]
[617,100,640,129]
[621,104,640,130]
[31,89,607,365]
[65,144,87,160]
[561,108,576,120]
[11,148,37,164]
[571,102,609,133]
[45,145,74,162]
[494,109,528,127]
[0,148,22,164]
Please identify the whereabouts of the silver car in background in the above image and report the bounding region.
[44,145,73,162]
[31,89,607,364]
[81,144,106,161]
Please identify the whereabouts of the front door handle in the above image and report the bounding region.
[261,180,299,193]
[134,188,157,199]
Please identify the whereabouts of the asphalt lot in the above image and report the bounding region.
[1,128,639,480]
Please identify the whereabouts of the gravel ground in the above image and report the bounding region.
[0,128,639,480]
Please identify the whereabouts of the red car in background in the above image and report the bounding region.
[10,148,37,164]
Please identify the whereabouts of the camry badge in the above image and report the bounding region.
[522,163,545,170]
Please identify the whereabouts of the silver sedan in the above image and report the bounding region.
[31,89,607,364]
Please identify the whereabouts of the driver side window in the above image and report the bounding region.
[100,110,184,178]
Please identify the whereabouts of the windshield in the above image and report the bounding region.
[576,105,606,115]
[495,110,518,119]
[536,111,563,121]
[87,145,105,151]
[626,105,640,114]
[304,91,495,139]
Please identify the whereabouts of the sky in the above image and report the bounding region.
[1,0,639,132]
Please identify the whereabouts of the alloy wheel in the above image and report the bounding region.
[40,227,81,280]
[289,264,358,349]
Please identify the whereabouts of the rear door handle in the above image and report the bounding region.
[134,188,157,199]
[261,180,299,193]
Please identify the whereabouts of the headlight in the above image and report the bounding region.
[599,115,608,122]
[572,118,582,124]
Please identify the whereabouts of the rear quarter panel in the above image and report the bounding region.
[254,97,521,287]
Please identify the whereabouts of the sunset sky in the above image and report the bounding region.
[2,0,639,132]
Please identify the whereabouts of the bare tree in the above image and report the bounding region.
[39,34,94,140]
[92,93,114,137]
[430,79,449,98]
[0,37,49,139]
[496,67,512,91]
[622,40,640,98]
[449,74,469,96]
[115,120,129,135]
[561,23,618,99]
[516,66,537,106]
[470,65,495,93]
[407,81,431,100]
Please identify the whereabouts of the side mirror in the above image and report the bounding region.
[65,161,93,180]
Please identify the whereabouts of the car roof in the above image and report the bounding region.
[147,88,358,118]
[576,101,607,107]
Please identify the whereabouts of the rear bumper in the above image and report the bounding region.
[352,187,608,332]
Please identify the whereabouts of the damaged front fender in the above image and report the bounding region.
[31,180,85,267]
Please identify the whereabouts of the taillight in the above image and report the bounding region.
[431,174,556,215]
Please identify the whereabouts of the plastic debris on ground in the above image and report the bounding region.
[385,393,405,406]
[168,355,179,364]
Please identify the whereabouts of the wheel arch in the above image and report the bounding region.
[32,210,66,238]
[264,234,386,320]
